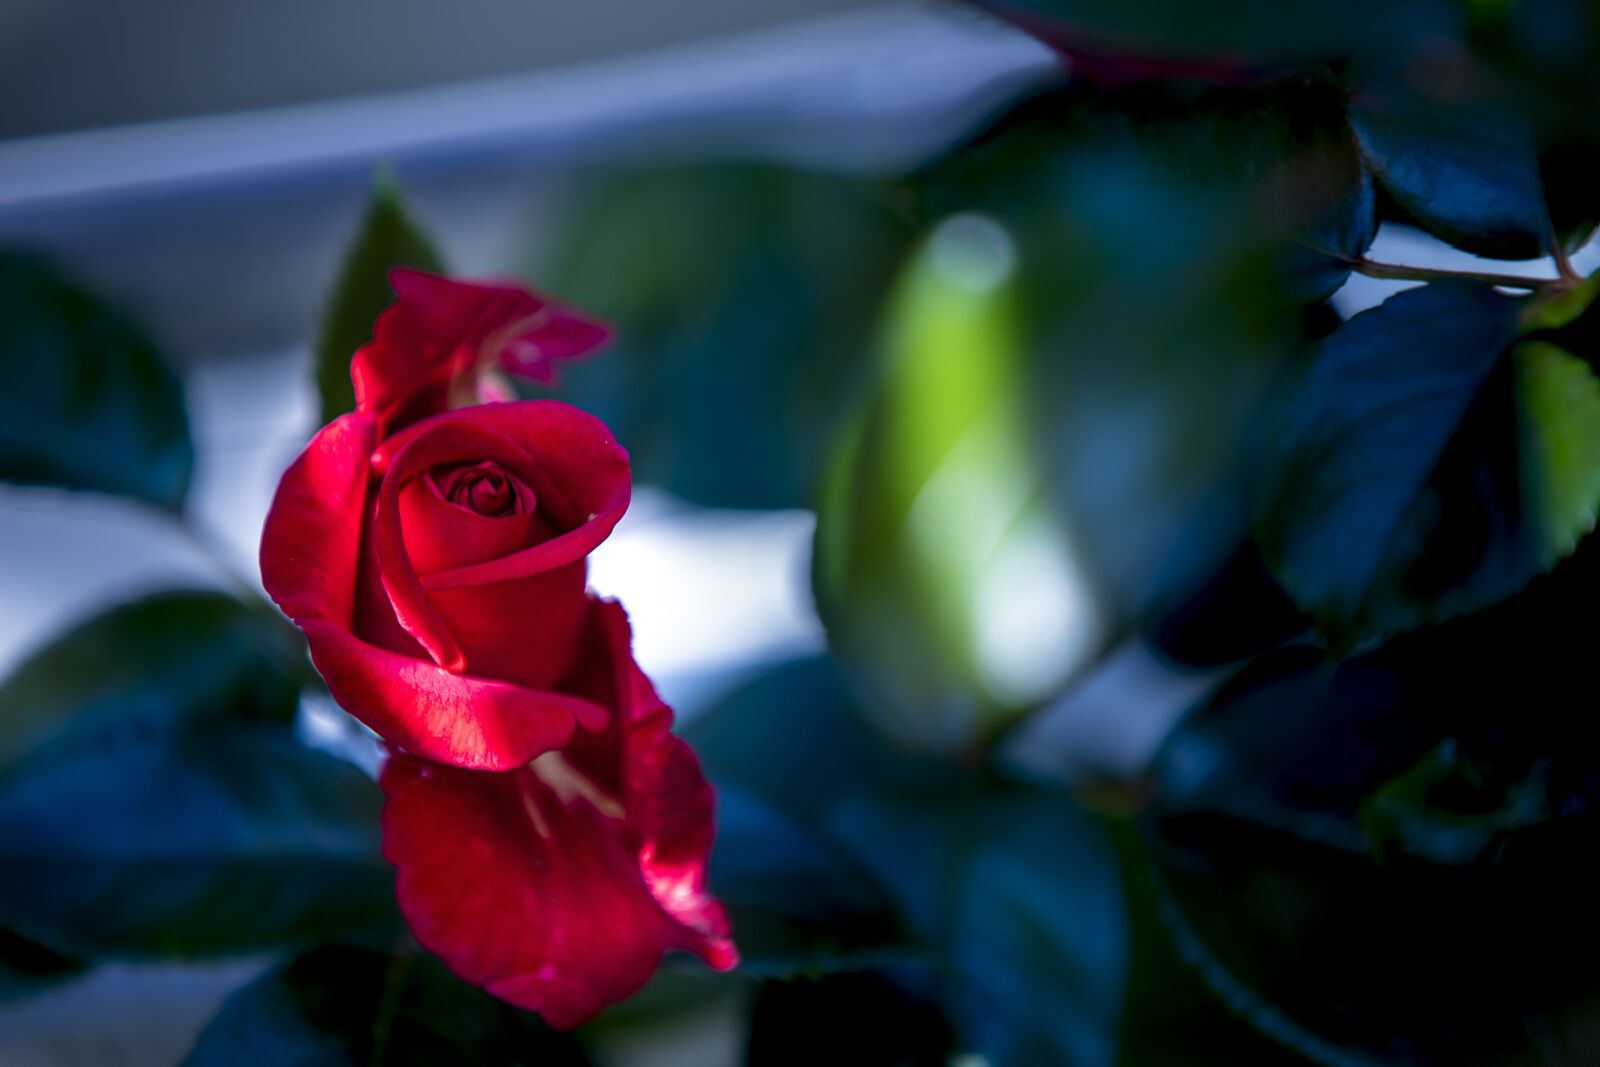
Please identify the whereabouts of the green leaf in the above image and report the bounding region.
[0,927,82,1002]
[815,212,1105,752]
[1350,75,1554,260]
[710,785,906,977]
[0,720,393,959]
[1516,340,1600,559]
[830,785,1314,1067]
[0,251,192,510]
[972,0,1459,69]
[539,163,914,509]
[682,657,951,827]
[314,171,444,425]
[910,86,1310,625]
[0,590,304,769]
[185,946,590,1066]
[1519,271,1600,332]
[1146,645,1600,1066]
[1253,281,1563,646]
[685,659,945,975]
[831,787,1125,1067]
[1361,740,1552,866]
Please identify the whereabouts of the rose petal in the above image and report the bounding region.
[398,472,544,576]
[378,403,629,592]
[261,412,377,633]
[353,271,540,431]
[380,600,736,1028]
[372,418,552,672]
[352,271,613,430]
[426,566,590,690]
[304,620,605,771]
[495,309,613,385]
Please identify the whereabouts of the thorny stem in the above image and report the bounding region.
[1349,257,1556,290]
[1306,243,1575,292]
[1550,238,1584,284]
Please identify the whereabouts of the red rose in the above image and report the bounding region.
[382,600,737,1028]
[261,273,626,770]
[260,270,736,1024]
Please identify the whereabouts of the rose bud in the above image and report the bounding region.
[381,600,737,1028]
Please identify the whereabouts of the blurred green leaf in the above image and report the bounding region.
[686,659,948,974]
[711,785,908,978]
[911,86,1308,627]
[314,170,444,426]
[834,787,1127,1067]
[682,657,952,827]
[815,213,1104,752]
[1350,75,1555,260]
[0,593,385,959]
[970,0,1460,70]
[0,251,192,510]
[0,590,305,769]
[186,946,590,1066]
[0,927,82,1002]
[0,719,394,959]
[539,163,914,509]
[1254,282,1600,646]
[831,784,1314,1066]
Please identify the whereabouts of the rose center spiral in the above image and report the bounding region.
[440,462,526,518]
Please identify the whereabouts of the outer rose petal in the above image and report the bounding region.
[260,414,605,770]
[260,412,376,628]
[301,620,602,770]
[380,600,736,1028]
[352,270,611,431]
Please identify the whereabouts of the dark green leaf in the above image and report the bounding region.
[911,86,1308,619]
[314,171,444,426]
[972,0,1460,70]
[1147,645,1600,1066]
[1361,740,1552,866]
[0,251,192,510]
[1254,281,1566,646]
[814,210,1099,751]
[831,788,1124,1066]
[539,163,915,509]
[686,659,944,974]
[1350,76,1554,260]
[1145,535,1310,667]
[0,927,82,1002]
[0,590,304,769]
[831,784,1314,1066]
[682,657,952,828]
[710,785,906,977]
[185,946,590,1067]
[0,720,394,958]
